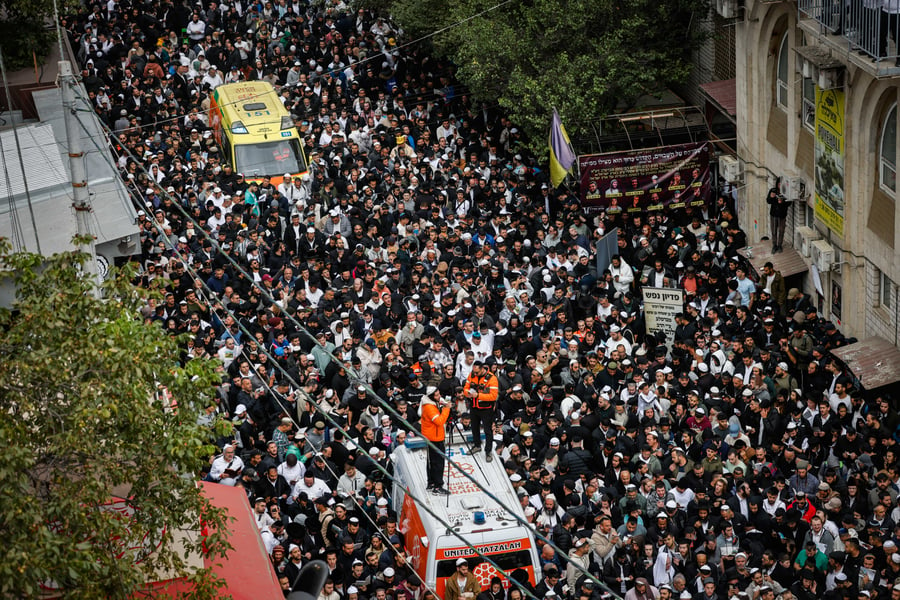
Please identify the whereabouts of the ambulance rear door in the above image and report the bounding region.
[430,532,540,597]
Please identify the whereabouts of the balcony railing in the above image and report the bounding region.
[799,0,900,64]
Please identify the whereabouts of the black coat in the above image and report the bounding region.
[767,189,790,218]
[560,447,595,480]
[256,473,292,504]
[603,557,636,592]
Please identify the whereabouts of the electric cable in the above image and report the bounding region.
[134,161,619,600]
[98,113,623,599]
[0,45,40,254]
[0,123,23,252]
[174,267,446,600]
[77,85,625,600]
[66,0,514,137]
[132,240,439,596]
[70,80,483,140]
[136,213,546,600]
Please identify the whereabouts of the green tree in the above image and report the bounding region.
[0,0,76,69]
[384,0,709,151]
[0,239,233,599]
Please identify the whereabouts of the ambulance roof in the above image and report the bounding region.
[212,81,292,132]
[391,436,528,537]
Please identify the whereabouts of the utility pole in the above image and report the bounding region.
[59,59,99,294]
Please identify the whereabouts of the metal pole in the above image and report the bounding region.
[0,47,41,254]
[59,59,99,294]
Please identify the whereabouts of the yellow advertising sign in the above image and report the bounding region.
[814,87,844,237]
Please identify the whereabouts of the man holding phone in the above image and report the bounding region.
[420,386,451,495]
[464,361,499,462]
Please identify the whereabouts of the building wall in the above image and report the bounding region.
[866,263,897,343]
[734,0,900,342]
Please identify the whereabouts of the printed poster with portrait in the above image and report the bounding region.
[831,279,842,324]
[814,86,845,237]
[577,143,712,214]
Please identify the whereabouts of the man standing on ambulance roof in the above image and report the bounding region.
[464,360,500,462]
[421,386,451,495]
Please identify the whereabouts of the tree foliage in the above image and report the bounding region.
[384,0,709,151]
[0,239,233,599]
[0,0,76,69]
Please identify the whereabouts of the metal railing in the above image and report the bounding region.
[799,0,900,64]
[799,0,844,33]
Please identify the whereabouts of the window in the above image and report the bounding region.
[881,104,897,193]
[882,271,893,308]
[802,77,816,131]
[233,138,306,178]
[776,33,790,108]
[221,136,232,167]
[436,550,534,578]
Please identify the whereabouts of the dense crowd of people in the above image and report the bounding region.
[65,1,900,599]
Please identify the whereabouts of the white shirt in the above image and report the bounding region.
[278,461,306,487]
[306,285,324,308]
[217,343,242,368]
[255,510,275,531]
[292,476,331,501]
[260,526,283,554]
[762,497,786,516]
[469,336,493,361]
[609,260,634,295]
[829,392,851,413]
[597,302,613,321]
[201,70,224,89]
[671,487,695,508]
[605,335,633,356]
[185,19,206,40]
[209,453,245,484]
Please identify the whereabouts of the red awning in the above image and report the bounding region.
[699,79,737,118]
[148,483,283,599]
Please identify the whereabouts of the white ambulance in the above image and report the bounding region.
[391,434,541,597]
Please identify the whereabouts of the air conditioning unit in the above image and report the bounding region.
[794,226,820,258]
[716,0,738,18]
[720,155,742,183]
[811,239,834,272]
[833,246,843,273]
[778,177,807,201]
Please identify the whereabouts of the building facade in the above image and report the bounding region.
[732,0,900,344]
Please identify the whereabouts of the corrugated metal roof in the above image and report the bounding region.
[0,85,139,259]
[831,337,900,391]
[738,241,809,278]
[0,123,68,197]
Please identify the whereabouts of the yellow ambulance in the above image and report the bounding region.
[208,81,307,186]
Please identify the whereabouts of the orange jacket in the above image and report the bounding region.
[464,371,499,410]
[420,399,450,442]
